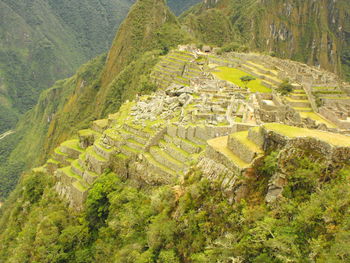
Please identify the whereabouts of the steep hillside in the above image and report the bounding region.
[181,0,350,80]
[0,0,190,199]
[0,0,133,133]
[167,0,201,15]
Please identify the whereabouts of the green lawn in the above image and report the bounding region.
[213,67,272,93]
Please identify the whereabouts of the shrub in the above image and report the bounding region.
[277,79,293,95]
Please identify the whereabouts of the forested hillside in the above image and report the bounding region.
[1,0,350,262]
[0,0,133,133]
[181,0,350,80]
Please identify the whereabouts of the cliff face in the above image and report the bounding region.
[182,0,350,80]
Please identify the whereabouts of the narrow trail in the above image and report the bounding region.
[0,130,15,141]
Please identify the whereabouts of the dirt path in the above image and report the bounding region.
[0,130,15,141]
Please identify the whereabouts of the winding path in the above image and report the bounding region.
[0,130,15,141]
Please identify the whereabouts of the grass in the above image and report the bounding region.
[73,181,88,192]
[151,146,184,167]
[293,89,306,93]
[264,123,350,147]
[86,147,107,162]
[61,139,83,152]
[47,158,60,164]
[312,86,338,90]
[300,112,337,128]
[207,136,249,169]
[55,148,68,157]
[293,107,313,112]
[235,116,243,123]
[71,159,84,173]
[319,96,350,100]
[229,131,263,153]
[213,67,272,93]
[121,145,140,155]
[144,153,177,176]
[61,166,81,181]
[93,119,109,128]
[96,140,114,152]
[104,129,121,142]
[78,129,99,137]
[285,97,310,103]
[116,153,128,160]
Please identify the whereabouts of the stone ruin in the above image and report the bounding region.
[33,47,350,210]
[319,102,350,129]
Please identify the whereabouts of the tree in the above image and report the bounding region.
[277,79,293,95]
[240,76,255,88]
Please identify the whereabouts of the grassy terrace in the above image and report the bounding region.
[122,145,140,154]
[96,139,114,152]
[293,89,306,93]
[229,131,263,153]
[61,166,81,181]
[213,67,272,93]
[208,136,249,169]
[285,97,310,103]
[264,123,350,147]
[55,147,68,157]
[300,112,337,128]
[247,61,278,75]
[93,119,109,128]
[78,129,97,137]
[116,153,128,160]
[73,181,87,192]
[109,101,135,126]
[312,86,338,90]
[47,158,60,164]
[86,146,107,162]
[144,153,177,176]
[293,107,312,112]
[71,159,84,173]
[61,139,83,152]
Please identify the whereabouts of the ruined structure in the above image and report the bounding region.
[36,47,350,209]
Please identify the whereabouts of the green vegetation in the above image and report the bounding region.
[213,67,272,93]
[300,112,337,128]
[0,0,192,199]
[240,75,256,88]
[167,0,201,15]
[264,123,350,147]
[277,79,293,95]
[1,152,350,262]
[181,0,350,81]
[0,0,133,132]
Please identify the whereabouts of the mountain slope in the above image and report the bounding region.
[0,0,134,133]
[167,0,201,15]
[181,0,350,80]
[0,0,190,199]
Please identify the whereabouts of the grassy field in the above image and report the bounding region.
[213,67,272,93]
